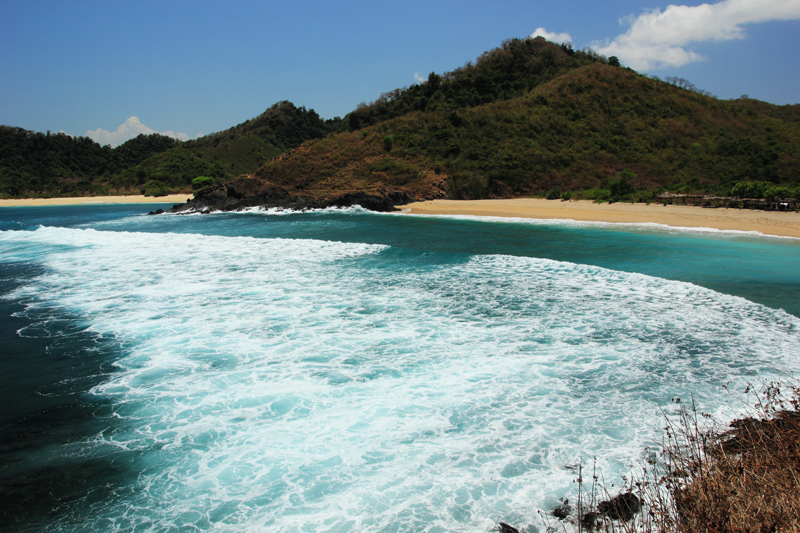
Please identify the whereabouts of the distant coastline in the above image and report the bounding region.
[3,195,799,239]
[0,194,190,207]
[399,198,800,239]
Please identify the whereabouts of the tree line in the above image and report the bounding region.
[0,102,336,198]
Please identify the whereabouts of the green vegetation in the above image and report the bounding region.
[730,180,798,199]
[0,128,179,197]
[141,180,167,197]
[545,187,561,200]
[253,40,800,204]
[191,176,215,190]
[0,101,336,198]
[3,37,799,203]
[340,38,610,132]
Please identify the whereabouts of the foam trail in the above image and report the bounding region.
[2,226,798,532]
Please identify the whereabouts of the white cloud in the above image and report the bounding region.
[414,71,426,83]
[530,27,573,45]
[86,116,193,148]
[591,0,800,70]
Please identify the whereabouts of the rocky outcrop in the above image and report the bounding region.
[596,492,641,522]
[167,176,414,214]
[323,191,412,212]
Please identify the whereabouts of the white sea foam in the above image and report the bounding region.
[2,226,799,532]
[178,205,375,217]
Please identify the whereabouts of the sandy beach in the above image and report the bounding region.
[3,195,799,238]
[400,198,800,239]
[0,195,191,208]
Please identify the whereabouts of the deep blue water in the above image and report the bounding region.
[1,204,798,532]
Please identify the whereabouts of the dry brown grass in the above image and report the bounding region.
[658,382,800,533]
[526,380,800,533]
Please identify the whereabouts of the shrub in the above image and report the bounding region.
[191,176,215,190]
[606,175,636,201]
[530,380,800,533]
[764,185,792,200]
[447,172,487,199]
[361,158,420,186]
[141,179,166,196]
[546,187,561,200]
[383,135,394,151]
[732,180,768,199]
[561,191,573,201]
[653,381,800,532]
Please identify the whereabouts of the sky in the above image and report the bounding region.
[1,0,799,147]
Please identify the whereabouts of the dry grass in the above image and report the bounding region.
[522,380,800,533]
[658,382,800,533]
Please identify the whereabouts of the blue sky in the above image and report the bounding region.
[1,0,798,147]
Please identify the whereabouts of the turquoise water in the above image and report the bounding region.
[1,204,799,532]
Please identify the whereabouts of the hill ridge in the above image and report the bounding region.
[3,36,799,204]
[177,57,799,212]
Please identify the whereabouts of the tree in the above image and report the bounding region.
[192,176,215,190]
[426,72,442,95]
[141,179,166,196]
[546,187,561,200]
[608,56,620,67]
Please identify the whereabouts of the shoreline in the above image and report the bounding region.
[3,195,799,239]
[399,198,800,239]
[0,194,192,207]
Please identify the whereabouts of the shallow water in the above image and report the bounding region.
[1,204,798,532]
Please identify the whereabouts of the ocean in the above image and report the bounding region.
[1,204,798,532]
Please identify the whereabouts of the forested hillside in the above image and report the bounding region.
[242,38,799,206]
[0,102,336,198]
[0,128,179,196]
[3,36,799,202]
[340,37,607,131]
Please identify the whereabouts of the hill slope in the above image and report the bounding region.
[0,102,337,198]
[4,37,798,204]
[0,128,180,197]
[180,42,800,212]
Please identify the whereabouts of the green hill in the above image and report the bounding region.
[113,101,339,194]
[0,101,337,198]
[4,36,799,203]
[188,38,798,211]
[0,128,179,197]
[339,37,607,131]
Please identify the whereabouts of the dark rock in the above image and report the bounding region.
[597,492,641,522]
[166,175,416,215]
[580,511,601,531]
[497,522,519,533]
[324,191,412,212]
[552,498,572,520]
[721,411,800,454]
[146,209,164,215]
